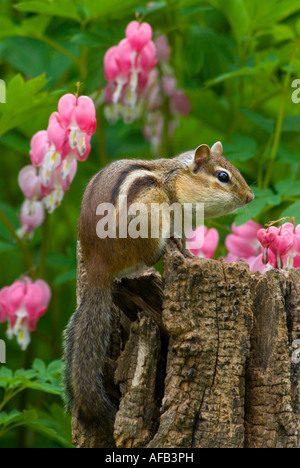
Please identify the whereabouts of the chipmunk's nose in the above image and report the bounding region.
[246,191,254,204]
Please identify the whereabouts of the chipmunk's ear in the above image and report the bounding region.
[211,141,223,155]
[194,144,211,166]
[193,144,211,173]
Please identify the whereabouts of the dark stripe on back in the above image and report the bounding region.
[164,167,180,184]
[87,168,105,205]
[127,175,159,206]
[111,164,150,205]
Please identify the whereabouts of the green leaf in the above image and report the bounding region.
[275,178,300,197]
[46,252,76,268]
[281,200,300,225]
[282,116,300,133]
[27,404,72,448]
[297,17,300,37]
[244,0,300,29]
[186,25,233,79]
[15,369,38,380]
[241,108,276,134]
[208,0,250,44]
[0,241,16,253]
[32,358,46,376]
[21,380,63,396]
[0,409,22,425]
[136,1,166,16]
[0,367,13,379]
[54,268,77,286]
[180,5,213,17]
[234,187,281,225]
[75,0,143,20]
[206,67,256,86]
[21,14,51,36]
[0,367,13,387]
[277,145,300,163]
[187,88,231,133]
[47,360,63,375]
[255,24,295,48]
[15,0,81,22]
[223,134,257,161]
[0,16,21,38]
[0,74,50,137]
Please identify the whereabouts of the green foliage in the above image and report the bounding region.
[0,360,72,447]
[0,0,300,448]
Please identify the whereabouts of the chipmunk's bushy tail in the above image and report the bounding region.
[63,287,115,424]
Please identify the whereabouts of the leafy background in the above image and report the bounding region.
[0,0,299,447]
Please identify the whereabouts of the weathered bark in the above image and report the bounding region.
[71,242,300,448]
[245,269,300,448]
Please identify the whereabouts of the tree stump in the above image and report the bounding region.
[71,242,300,448]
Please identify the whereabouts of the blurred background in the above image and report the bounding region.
[0,0,299,447]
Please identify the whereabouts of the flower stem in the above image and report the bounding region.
[0,208,34,273]
[38,211,49,279]
[263,40,299,188]
[96,106,108,168]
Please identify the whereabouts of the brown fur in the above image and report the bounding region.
[63,144,254,424]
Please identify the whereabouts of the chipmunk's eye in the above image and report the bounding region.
[217,171,230,183]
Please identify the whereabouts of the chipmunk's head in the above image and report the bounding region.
[176,142,254,219]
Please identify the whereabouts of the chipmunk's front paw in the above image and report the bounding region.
[182,248,194,259]
[172,239,194,259]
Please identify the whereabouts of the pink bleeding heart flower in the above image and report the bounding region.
[246,253,270,274]
[47,112,71,158]
[293,255,300,268]
[117,39,135,73]
[162,75,177,97]
[23,280,51,331]
[126,20,152,52]
[43,159,77,213]
[225,233,259,259]
[104,45,123,82]
[257,226,279,248]
[224,253,240,263]
[60,159,78,192]
[102,83,116,105]
[257,226,279,264]
[292,224,300,254]
[232,220,262,239]
[58,94,96,160]
[170,89,191,116]
[58,94,97,136]
[75,133,91,162]
[268,230,294,269]
[30,131,51,167]
[29,128,61,187]
[225,220,262,259]
[1,277,51,350]
[137,40,157,72]
[104,43,132,104]
[155,35,171,63]
[17,200,45,239]
[0,287,10,322]
[187,225,219,258]
[18,166,42,201]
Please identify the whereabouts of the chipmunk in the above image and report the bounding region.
[63,142,254,425]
